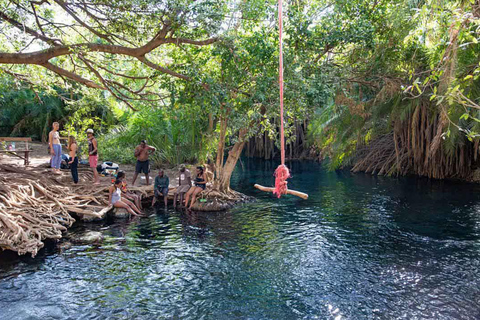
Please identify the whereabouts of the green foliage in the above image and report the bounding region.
[98,104,214,167]
[307,0,480,170]
[0,77,116,143]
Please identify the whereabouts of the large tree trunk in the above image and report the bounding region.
[215,128,247,193]
[215,115,228,179]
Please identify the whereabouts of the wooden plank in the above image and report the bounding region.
[0,137,32,142]
[254,184,309,199]
[0,150,31,153]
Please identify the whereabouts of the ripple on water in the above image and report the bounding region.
[2,160,480,319]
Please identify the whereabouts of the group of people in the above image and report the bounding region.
[48,123,208,214]
[110,161,208,213]
[49,123,99,185]
[149,165,207,209]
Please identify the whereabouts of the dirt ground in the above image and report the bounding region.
[0,142,181,189]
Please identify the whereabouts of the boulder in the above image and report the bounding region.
[75,231,104,243]
[113,207,130,219]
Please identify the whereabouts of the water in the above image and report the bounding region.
[1,159,480,319]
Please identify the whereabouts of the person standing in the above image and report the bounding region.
[49,122,62,174]
[87,129,100,184]
[67,136,79,184]
[173,164,192,209]
[152,169,169,207]
[132,140,156,186]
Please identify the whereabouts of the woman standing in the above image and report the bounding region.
[184,166,207,210]
[86,129,100,184]
[67,136,79,184]
[49,122,62,174]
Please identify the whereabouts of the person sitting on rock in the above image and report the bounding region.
[109,179,142,216]
[185,166,207,210]
[116,171,142,210]
[174,164,192,209]
[152,169,169,207]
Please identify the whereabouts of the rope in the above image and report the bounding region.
[273,0,290,198]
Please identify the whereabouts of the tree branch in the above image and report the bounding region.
[137,56,191,81]
[313,44,333,64]
[52,0,113,43]
[42,62,105,89]
[78,56,138,110]
[0,11,59,45]
[163,37,219,46]
[0,35,219,64]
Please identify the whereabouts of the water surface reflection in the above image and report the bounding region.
[1,159,480,319]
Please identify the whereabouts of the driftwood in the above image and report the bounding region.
[254,184,309,200]
[0,164,112,256]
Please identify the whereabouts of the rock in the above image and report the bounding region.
[76,231,104,243]
[58,241,72,251]
[113,207,130,219]
[79,213,104,222]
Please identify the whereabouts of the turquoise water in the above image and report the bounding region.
[1,159,480,319]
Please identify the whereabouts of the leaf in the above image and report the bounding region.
[414,83,422,94]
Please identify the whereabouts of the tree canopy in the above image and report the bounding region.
[2,0,480,184]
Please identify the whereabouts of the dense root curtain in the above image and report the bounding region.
[352,103,475,179]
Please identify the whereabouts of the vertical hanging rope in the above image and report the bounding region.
[273,0,290,198]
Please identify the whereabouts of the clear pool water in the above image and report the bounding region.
[1,159,480,319]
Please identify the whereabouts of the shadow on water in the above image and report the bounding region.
[1,158,480,319]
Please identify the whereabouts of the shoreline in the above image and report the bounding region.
[0,145,253,257]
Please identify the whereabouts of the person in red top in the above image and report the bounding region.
[86,129,100,184]
[115,171,142,210]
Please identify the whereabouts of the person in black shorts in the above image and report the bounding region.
[132,140,156,186]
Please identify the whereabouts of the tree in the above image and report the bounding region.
[308,0,480,179]
[0,0,328,194]
[0,0,225,109]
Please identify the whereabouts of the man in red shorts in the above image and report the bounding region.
[86,129,100,184]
